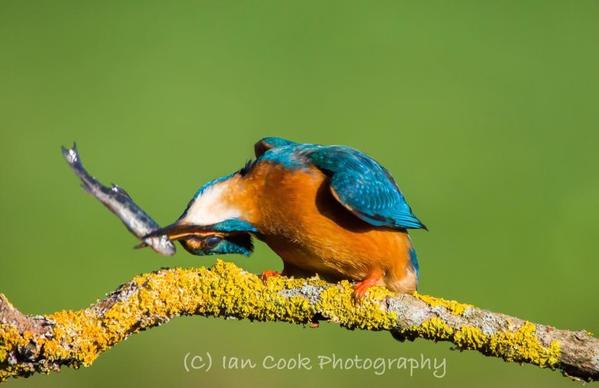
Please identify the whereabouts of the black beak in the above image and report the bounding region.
[144,223,216,241]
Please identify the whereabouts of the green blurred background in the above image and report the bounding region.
[1,1,598,387]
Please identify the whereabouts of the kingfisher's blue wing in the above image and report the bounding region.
[304,146,426,230]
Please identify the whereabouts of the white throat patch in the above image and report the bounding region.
[181,181,241,226]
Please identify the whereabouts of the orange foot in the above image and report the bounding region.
[353,272,383,301]
[260,270,281,282]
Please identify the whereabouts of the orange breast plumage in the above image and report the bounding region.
[244,161,418,294]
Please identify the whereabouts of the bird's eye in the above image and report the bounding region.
[204,235,222,249]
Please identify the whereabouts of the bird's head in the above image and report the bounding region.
[145,225,254,256]
[145,172,258,257]
[179,230,254,256]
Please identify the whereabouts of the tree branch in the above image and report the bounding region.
[0,260,597,382]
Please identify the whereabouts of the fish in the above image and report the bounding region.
[61,143,176,256]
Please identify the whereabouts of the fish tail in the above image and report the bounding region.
[61,142,82,168]
[62,142,97,188]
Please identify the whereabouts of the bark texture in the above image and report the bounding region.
[0,260,597,382]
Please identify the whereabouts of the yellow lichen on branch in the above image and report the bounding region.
[412,292,472,315]
[0,260,598,382]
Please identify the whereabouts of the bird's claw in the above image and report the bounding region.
[352,275,381,303]
[260,270,281,282]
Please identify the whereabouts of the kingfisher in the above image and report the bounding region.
[148,137,426,297]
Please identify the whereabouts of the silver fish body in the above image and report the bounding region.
[61,144,176,256]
